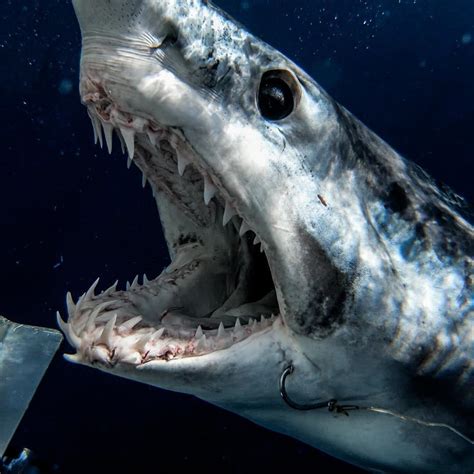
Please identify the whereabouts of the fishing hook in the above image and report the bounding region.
[279,365,360,415]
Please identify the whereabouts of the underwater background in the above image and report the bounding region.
[1,0,472,472]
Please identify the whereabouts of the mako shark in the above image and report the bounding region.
[57,0,474,471]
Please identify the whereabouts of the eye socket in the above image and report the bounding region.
[258,70,299,121]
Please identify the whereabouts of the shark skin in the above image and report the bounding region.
[59,1,474,472]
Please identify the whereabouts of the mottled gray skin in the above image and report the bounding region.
[70,1,473,472]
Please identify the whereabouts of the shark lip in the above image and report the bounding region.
[57,79,281,366]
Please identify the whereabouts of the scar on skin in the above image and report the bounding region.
[318,195,328,207]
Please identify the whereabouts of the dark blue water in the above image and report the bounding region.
[1,1,472,472]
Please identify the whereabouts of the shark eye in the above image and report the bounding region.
[258,70,298,121]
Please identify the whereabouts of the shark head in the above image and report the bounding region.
[60,1,474,471]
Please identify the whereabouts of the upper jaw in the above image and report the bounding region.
[58,68,282,368]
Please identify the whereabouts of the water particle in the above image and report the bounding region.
[461,33,472,45]
[58,79,73,95]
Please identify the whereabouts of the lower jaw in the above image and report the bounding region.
[59,278,280,367]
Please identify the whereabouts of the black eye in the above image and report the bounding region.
[258,70,297,121]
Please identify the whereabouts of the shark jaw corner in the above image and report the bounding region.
[59,0,474,472]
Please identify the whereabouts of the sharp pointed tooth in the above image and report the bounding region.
[253,235,261,245]
[75,293,86,313]
[127,156,133,169]
[98,314,117,347]
[119,127,135,159]
[234,318,244,337]
[56,311,81,348]
[103,280,118,296]
[203,177,217,205]
[142,173,147,188]
[134,334,150,353]
[96,118,104,149]
[88,110,99,144]
[86,300,119,331]
[126,281,131,291]
[223,202,237,226]
[239,221,251,237]
[85,278,100,301]
[102,122,114,154]
[146,129,157,146]
[66,292,76,321]
[85,311,97,332]
[217,322,225,338]
[260,243,264,253]
[119,316,143,332]
[117,129,126,154]
[131,275,140,289]
[151,328,165,340]
[195,325,203,339]
[143,274,149,285]
[177,150,191,176]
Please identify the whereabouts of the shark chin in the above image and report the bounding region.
[59,1,474,472]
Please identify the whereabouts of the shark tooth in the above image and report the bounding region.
[217,321,225,338]
[142,173,147,188]
[88,110,99,144]
[195,325,204,339]
[86,300,120,332]
[103,280,118,296]
[119,315,143,332]
[223,202,237,226]
[204,177,217,205]
[102,122,114,154]
[143,274,149,285]
[88,110,103,148]
[239,221,251,237]
[119,126,135,159]
[177,150,191,176]
[66,292,76,321]
[85,278,100,301]
[56,311,81,348]
[131,274,140,289]
[126,281,131,291]
[146,129,158,146]
[134,334,150,353]
[96,118,104,149]
[253,235,261,245]
[233,318,244,337]
[150,327,165,340]
[97,314,117,347]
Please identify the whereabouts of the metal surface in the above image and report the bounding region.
[0,316,62,457]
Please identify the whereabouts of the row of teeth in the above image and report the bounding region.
[87,105,264,251]
[57,278,278,366]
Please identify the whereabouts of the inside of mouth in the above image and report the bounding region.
[60,94,280,365]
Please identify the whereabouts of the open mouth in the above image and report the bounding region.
[57,79,280,366]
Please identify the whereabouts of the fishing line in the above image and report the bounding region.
[279,365,474,445]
